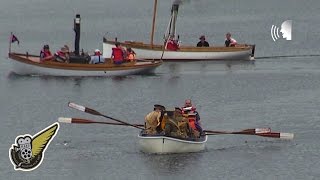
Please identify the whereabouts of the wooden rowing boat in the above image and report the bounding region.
[138,131,208,154]
[8,53,162,76]
[102,0,255,61]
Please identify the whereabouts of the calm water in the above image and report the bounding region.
[1,0,320,179]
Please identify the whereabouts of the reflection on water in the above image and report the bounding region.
[139,152,204,175]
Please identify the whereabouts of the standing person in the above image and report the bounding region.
[225,32,237,47]
[111,42,125,64]
[196,35,209,47]
[166,36,179,51]
[40,45,54,62]
[89,49,105,64]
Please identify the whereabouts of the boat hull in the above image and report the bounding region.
[103,40,255,61]
[138,134,208,154]
[9,53,161,76]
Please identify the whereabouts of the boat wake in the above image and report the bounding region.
[255,54,320,60]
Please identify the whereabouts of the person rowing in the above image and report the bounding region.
[182,99,203,137]
[144,104,166,135]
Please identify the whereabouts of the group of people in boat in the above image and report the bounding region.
[196,32,237,47]
[197,32,237,47]
[164,32,238,51]
[144,99,203,139]
[39,42,136,64]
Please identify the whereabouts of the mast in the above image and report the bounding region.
[74,14,81,56]
[170,3,179,39]
[150,0,158,47]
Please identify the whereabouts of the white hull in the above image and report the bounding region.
[138,134,208,154]
[103,42,254,61]
[10,58,158,77]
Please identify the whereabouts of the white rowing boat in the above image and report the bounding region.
[138,131,208,154]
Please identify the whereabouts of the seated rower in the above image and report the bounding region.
[89,49,105,64]
[144,104,166,135]
[164,107,191,139]
[111,42,124,64]
[182,99,203,136]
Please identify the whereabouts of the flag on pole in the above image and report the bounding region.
[10,33,19,45]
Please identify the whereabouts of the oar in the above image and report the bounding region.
[58,117,144,127]
[204,128,294,139]
[68,102,145,130]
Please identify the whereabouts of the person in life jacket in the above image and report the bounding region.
[89,49,105,64]
[54,45,70,63]
[182,99,203,136]
[126,47,136,62]
[164,107,191,138]
[111,42,125,64]
[40,44,54,62]
[166,36,179,51]
[144,104,166,135]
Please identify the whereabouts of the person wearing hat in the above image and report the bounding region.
[54,45,70,63]
[40,44,54,62]
[225,32,237,47]
[89,49,105,64]
[144,104,166,135]
[196,35,209,47]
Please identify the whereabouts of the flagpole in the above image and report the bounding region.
[9,32,12,54]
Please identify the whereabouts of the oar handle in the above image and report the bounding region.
[68,102,145,130]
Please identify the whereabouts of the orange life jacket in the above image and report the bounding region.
[187,114,197,130]
[127,52,135,61]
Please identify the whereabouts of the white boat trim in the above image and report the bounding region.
[138,133,208,154]
[103,40,255,61]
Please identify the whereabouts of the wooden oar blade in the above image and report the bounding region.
[58,117,145,127]
[257,132,294,139]
[204,128,271,135]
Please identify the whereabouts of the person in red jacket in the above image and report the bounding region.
[111,42,125,64]
[40,45,54,62]
[166,37,179,51]
[182,99,202,134]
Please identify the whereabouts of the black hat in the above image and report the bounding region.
[154,104,165,110]
[43,45,49,49]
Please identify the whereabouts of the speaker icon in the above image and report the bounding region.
[270,20,292,42]
[270,25,280,41]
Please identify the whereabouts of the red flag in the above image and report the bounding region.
[11,34,19,45]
